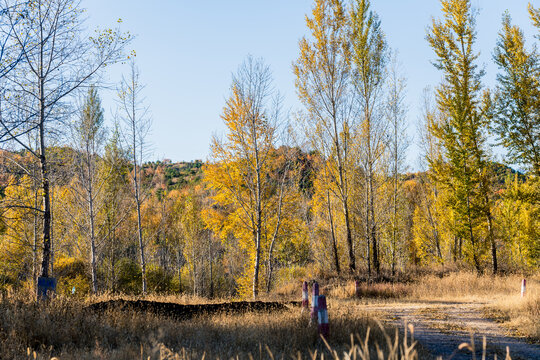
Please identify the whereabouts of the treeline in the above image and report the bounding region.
[0,0,539,299]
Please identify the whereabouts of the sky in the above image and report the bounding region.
[84,0,538,167]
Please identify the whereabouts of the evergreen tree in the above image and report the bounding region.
[490,13,540,175]
[426,0,497,273]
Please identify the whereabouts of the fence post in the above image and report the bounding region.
[318,295,329,338]
[302,281,309,311]
[355,280,360,298]
[310,281,319,323]
[521,279,526,298]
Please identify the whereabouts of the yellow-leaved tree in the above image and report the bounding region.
[294,0,356,273]
[204,56,301,299]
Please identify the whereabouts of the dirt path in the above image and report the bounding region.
[358,301,540,360]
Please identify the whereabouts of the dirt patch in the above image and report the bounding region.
[86,299,300,321]
[359,301,540,360]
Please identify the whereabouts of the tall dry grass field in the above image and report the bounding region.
[1,271,537,359]
[0,291,424,359]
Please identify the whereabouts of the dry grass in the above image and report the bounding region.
[2,271,536,358]
[322,271,540,343]
[407,272,539,302]
[320,271,539,302]
[328,281,409,300]
[0,292,426,360]
[485,289,540,341]
[86,291,225,305]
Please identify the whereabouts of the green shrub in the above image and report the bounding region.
[115,257,142,294]
[147,264,173,293]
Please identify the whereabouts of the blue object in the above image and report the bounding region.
[37,277,57,300]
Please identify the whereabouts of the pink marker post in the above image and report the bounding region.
[302,281,309,311]
[318,295,329,338]
[310,281,319,323]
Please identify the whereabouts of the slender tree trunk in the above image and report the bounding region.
[332,115,355,273]
[420,178,442,262]
[38,83,52,278]
[252,116,263,300]
[266,193,284,292]
[33,182,38,285]
[266,165,289,292]
[370,172,379,275]
[39,155,51,277]
[453,230,458,262]
[343,198,355,272]
[366,177,371,277]
[392,124,399,277]
[191,250,196,296]
[37,22,51,280]
[326,190,340,274]
[266,226,277,293]
[208,237,214,298]
[177,249,182,293]
[253,191,262,299]
[135,192,146,293]
[365,103,378,277]
[486,203,497,274]
[132,126,147,294]
[89,181,97,293]
[50,187,54,277]
[111,227,116,292]
[466,193,481,272]
[392,185,397,277]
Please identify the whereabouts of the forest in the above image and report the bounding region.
[0,0,539,303]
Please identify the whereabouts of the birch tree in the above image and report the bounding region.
[0,0,128,280]
[70,86,106,293]
[204,56,286,299]
[384,54,409,276]
[350,0,388,276]
[294,0,356,272]
[118,61,152,294]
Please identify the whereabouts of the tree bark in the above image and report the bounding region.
[89,179,97,293]
[466,193,481,272]
[252,160,262,300]
[38,74,52,278]
[332,110,355,273]
[326,190,340,274]
[132,100,147,294]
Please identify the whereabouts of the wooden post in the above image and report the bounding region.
[310,281,319,323]
[355,280,360,298]
[521,279,526,298]
[302,281,309,310]
[317,295,329,338]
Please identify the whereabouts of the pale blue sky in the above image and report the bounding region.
[84,0,537,166]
